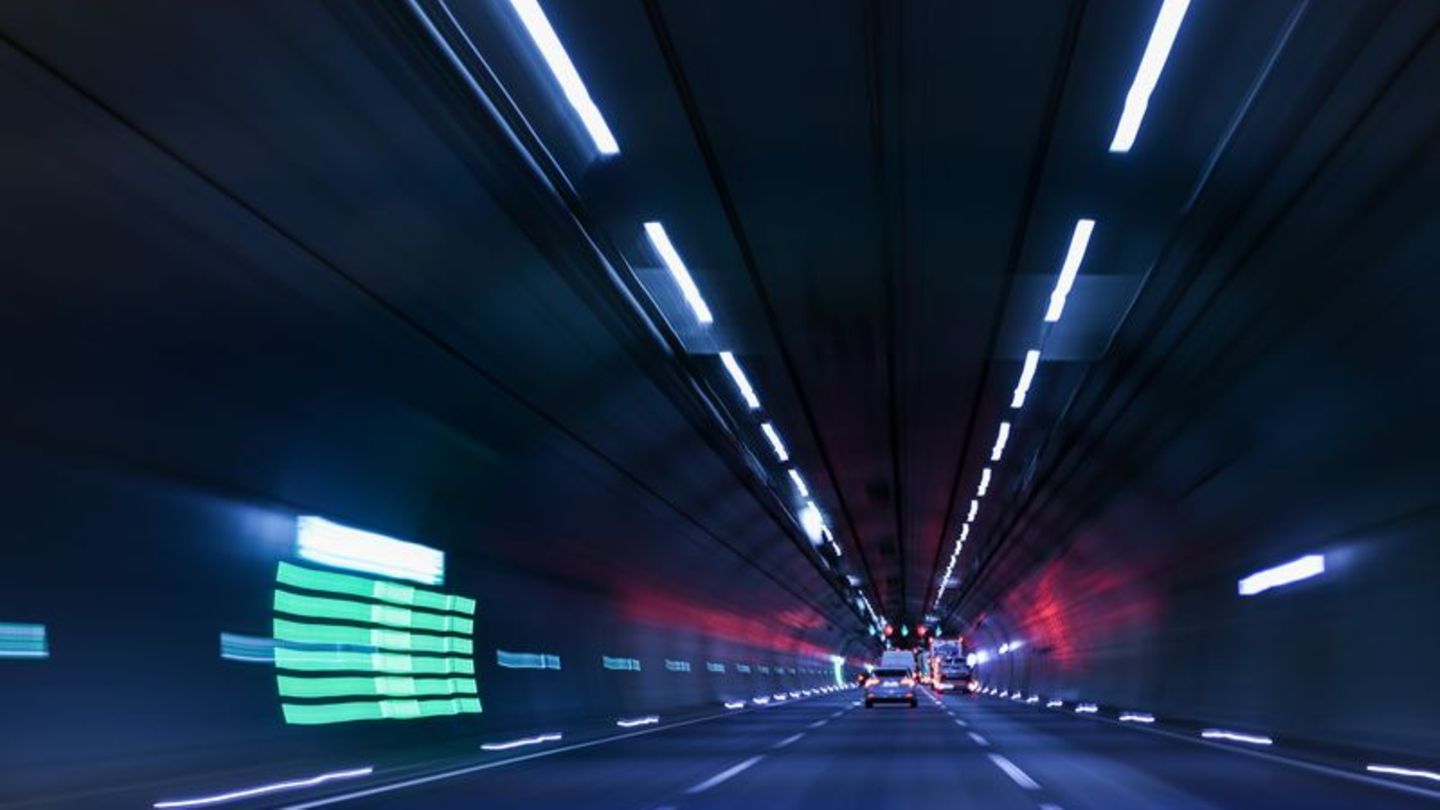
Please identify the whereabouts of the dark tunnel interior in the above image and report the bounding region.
[2,1,1439,808]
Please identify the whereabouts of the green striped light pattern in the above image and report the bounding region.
[278,674,477,699]
[274,590,473,635]
[273,562,479,725]
[282,697,481,725]
[277,562,474,614]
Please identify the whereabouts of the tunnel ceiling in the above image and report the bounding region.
[4,0,1438,657]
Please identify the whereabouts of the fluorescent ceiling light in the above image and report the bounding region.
[507,0,619,155]
[1044,219,1096,323]
[788,469,810,498]
[1238,554,1325,596]
[977,467,991,497]
[1011,350,1041,408]
[1109,0,1192,153]
[991,422,1011,462]
[718,351,759,409]
[296,517,444,586]
[799,501,825,543]
[760,422,789,462]
[644,222,714,325]
[968,500,979,522]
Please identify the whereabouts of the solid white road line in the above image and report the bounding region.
[987,754,1041,790]
[968,732,990,747]
[773,733,806,749]
[684,756,765,794]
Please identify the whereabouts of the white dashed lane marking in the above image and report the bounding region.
[968,732,990,747]
[773,733,806,749]
[684,756,764,794]
[987,754,1041,790]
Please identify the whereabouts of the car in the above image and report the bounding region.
[864,667,917,708]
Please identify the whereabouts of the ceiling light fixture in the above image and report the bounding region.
[991,422,1011,462]
[716,351,759,409]
[506,0,619,155]
[644,222,714,325]
[1044,219,1096,323]
[760,423,789,462]
[1011,350,1041,408]
[1109,0,1192,153]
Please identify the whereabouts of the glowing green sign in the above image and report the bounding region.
[273,562,480,724]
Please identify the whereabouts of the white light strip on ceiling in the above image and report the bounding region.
[1109,0,1192,153]
[1011,349,1041,408]
[507,0,620,155]
[718,350,760,409]
[644,222,714,325]
[760,422,789,462]
[991,422,1011,462]
[1044,219,1096,323]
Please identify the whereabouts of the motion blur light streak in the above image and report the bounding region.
[1120,712,1157,723]
[1109,0,1192,153]
[644,222,714,325]
[0,623,48,659]
[602,656,641,671]
[496,650,561,670]
[1076,703,1098,713]
[977,466,992,496]
[615,716,660,728]
[1047,700,1064,708]
[991,421,1011,461]
[723,701,745,709]
[968,499,979,522]
[718,350,759,408]
[1044,219,1097,323]
[505,0,619,155]
[276,562,474,614]
[480,733,562,751]
[799,501,825,542]
[282,698,481,725]
[1202,730,1275,745]
[1011,349,1041,408]
[296,517,444,586]
[664,659,692,672]
[1238,554,1326,595]
[760,422,790,462]
[151,766,374,808]
[1366,765,1440,783]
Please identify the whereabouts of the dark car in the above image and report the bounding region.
[864,667,917,708]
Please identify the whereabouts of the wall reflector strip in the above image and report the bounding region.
[506,0,619,155]
[481,733,562,752]
[1201,729,1274,745]
[497,650,562,670]
[1119,712,1155,723]
[296,516,444,586]
[603,655,641,671]
[665,659,692,672]
[0,623,49,659]
[152,766,373,808]
[616,715,660,728]
[1366,765,1440,783]
[1109,0,1192,153]
[1238,554,1325,596]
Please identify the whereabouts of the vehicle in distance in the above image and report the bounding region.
[930,639,977,694]
[865,666,917,708]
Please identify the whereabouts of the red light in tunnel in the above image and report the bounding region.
[883,624,894,637]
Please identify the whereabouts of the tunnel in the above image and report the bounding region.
[2,1,1439,808]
